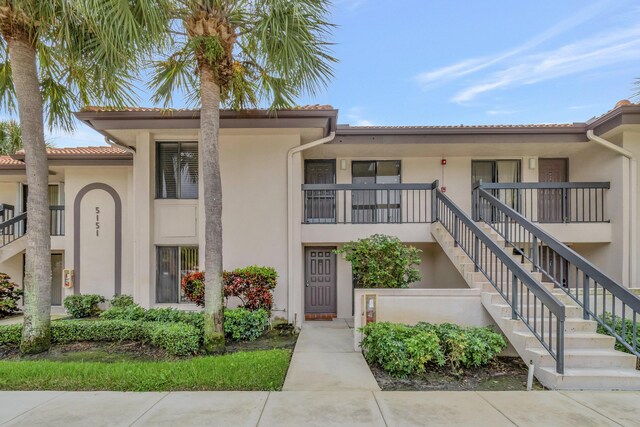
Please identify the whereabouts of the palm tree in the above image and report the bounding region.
[0,120,21,155]
[0,0,170,354]
[150,0,336,353]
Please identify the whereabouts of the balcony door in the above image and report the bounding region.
[352,160,401,223]
[538,158,568,223]
[304,160,336,223]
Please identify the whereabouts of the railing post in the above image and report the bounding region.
[583,272,590,320]
[474,236,479,272]
[562,188,567,223]
[556,319,565,374]
[511,272,518,320]
[453,218,459,247]
[532,236,538,272]
[431,180,439,223]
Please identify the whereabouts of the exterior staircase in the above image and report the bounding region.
[432,221,640,390]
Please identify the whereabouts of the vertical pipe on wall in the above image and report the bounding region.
[286,132,336,326]
[586,130,636,288]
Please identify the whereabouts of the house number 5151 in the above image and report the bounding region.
[95,207,100,237]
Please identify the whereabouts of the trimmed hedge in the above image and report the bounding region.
[0,320,199,356]
[100,304,268,342]
[360,322,507,377]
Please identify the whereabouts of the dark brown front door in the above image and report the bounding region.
[304,160,336,223]
[538,158,568,223]
[305,247,337,314]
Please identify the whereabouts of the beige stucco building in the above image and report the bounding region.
[1,101,639,326]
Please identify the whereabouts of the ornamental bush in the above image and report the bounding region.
[63,294,106,318]
[224,308,270,341]
[359,322,507,377]
[110,294,135,309]
[335,234,422,288]
[182,266,277,312]
[0,319,200,356]
[0,273,22,319]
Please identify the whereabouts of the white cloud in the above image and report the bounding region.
[336,0,367,11]
[452,25,640,103]
[486,109,518,116]
[346,106,375,126]
[414,0,612,90]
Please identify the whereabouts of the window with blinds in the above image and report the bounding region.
[156,246,199,304]
[156,142,199,199]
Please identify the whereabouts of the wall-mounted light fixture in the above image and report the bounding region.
[340,159,347,170]
[528,158,537,170]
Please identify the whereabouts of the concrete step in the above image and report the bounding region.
[535,367,640,390]
[511,330,616,350]
[492,303,584,319]
[526,347,638,370]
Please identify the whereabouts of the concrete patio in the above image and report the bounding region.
[1,390,639,426]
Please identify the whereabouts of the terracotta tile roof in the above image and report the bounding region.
[14,146,129,156]
[339,123,579,130]
[81,104,335,113]
[0,155,24,166]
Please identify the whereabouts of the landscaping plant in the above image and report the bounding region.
[336,234,422,288]
[359,322,507,377]
[597,312,638,354]
[63,294,106,319]
[109,295,136,309]
[0,273,22,319]
[182,266,277,313]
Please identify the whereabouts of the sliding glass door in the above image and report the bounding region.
[472,160,521,219]
[352,161,401,223]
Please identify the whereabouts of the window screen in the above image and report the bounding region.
[156,142,198,199]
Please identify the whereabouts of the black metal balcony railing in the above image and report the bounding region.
[302,182,438,224]
[473,181,610,223]
[0,205,65,248]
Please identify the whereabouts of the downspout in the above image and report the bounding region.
[586,130,637,287]
[286,131,336,325]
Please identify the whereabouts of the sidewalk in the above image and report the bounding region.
[1,390,639,426]
[282,318,379,391]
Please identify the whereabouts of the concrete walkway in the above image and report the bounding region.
[1,390,639,426]
[282,318,380,391]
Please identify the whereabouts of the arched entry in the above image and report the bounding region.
[73,183,122,295]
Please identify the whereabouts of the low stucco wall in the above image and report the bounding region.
[353,288,495,351]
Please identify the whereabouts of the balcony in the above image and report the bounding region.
[301,182,438,243]
[473,181,611,243]
[302,182,438,224]
[0,204,65,249]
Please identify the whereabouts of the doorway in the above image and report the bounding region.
[304,160,336,223]
[304,247,337,316]
[538,158,568,223]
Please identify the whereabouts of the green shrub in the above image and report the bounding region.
[597,312,638,354]
[63,294,106,318]
[0,323,21,346]
[100,305,204,333]
[0,320,200,356]
[224,308,269,341]
[359,322,445,377]
[110,294,135,308]
[416,322,507,372]
[0,273,22,319]
[360,322,507,377]
[335,234,422,288]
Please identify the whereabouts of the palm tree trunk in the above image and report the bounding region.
[200,64,225,353]
[8,37,52,354]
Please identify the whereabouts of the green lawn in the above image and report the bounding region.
[0,349,291,391]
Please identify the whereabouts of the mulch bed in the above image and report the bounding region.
[369,357,545,391]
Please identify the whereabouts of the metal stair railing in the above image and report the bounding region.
[435,188,566,374]
[475,185,640,357]
[0,211,26,248]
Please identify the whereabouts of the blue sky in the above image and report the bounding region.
[49,0,640,146]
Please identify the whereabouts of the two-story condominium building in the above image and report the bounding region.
[2,101,640,388]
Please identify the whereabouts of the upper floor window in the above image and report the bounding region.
[156,142,199,199]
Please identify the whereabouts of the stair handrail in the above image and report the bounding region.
[0,211,26,247]
[435,189,566,373]
[476,186,640,357]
